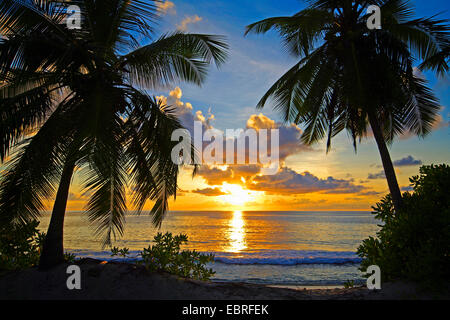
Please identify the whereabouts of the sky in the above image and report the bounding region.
[65,0,450,212]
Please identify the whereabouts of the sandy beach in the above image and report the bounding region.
[0,259,446,300]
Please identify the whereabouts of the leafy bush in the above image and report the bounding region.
[343,279,355,288]
[64,252,77,263]
[139,232,215,281]
[357,164,450,290]
[111,247,130,258]
[0,220,45,271]
[0,220,77,271]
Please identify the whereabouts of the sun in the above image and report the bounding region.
[218,183,260,206]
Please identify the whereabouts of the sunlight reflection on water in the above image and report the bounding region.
[226,211,247,252]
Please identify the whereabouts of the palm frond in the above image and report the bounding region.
[82,115,128,247]
[245,9,333,57]
[402,76,441,137]
[124,93,181,226]
[121,32,228,88]
[0,102,78,225]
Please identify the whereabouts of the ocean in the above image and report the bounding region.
[38,210,379,287]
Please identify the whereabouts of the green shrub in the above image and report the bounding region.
[0,220,45,271]
[64,252,77,263]
[139,232,215,281]
[0,220,78,271]
[111,247,130,258]
[357,164,450,290]
[343,279,355,288]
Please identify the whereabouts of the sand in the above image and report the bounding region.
[0,259,446,300]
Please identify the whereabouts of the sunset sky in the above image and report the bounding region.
[63,0,450,212]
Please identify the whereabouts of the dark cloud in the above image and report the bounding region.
[393,155,422,167]
[401,186,414,192]
[191,188,227,196]
[196,164,261,185]
[359,191,383,196]
[368,170,386,180]
[196,163,366,195]
[68,192,86,201]
[248,167,365,195]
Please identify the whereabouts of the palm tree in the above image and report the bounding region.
[246,0,449,212]
[0,0,228,268]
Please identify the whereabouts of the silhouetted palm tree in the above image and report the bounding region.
[0,0,228,268]
[246,0,449,212]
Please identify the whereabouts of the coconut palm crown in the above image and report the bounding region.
[0,0,228,267]
[246,0,449,211]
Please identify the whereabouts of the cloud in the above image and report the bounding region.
[177,15,203,31]
[413,67,426,80]
[368,170,386,180]
[197,165,260,185]
[359,191,383,196]
[157,89,312,167]
[156,88,335,198]
[248,167,365,195]
[195,164,366,196]
[393,155,422,167]
[157,87,212,135]
[67,191,92,201]
[191,187,227,196]
[401,186,414,192]
[431,113,449,130]
[246,113,312,162]
[68,192,84,201]
[156,1,176,15]
[155,93,366,196]
[196,166,233,185]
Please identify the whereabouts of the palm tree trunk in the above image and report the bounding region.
[39,160,76,269]
[368,111,403,212]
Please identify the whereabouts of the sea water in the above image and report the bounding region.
[39,211,379,286]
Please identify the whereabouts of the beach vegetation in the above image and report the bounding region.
[111,247,130,258]
[343,279,355,288]
[0,0,228,269]
[0,220,78,271]
[0,220,44,271]
[109,233,215,280]
[64,252,77,264]
[358,164,450,290]
[139,232,215,281]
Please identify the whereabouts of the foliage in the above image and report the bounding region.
[343,279,355,289]
[0,220,45,271]
[0,0,228,247]
[0,219,78,270]
[111,247,130,258]
[245,0,448,149]
[139,232,215,281]
[64,252,77,264]
[357,165,450,290]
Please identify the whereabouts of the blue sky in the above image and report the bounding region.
[155,0,449,129]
